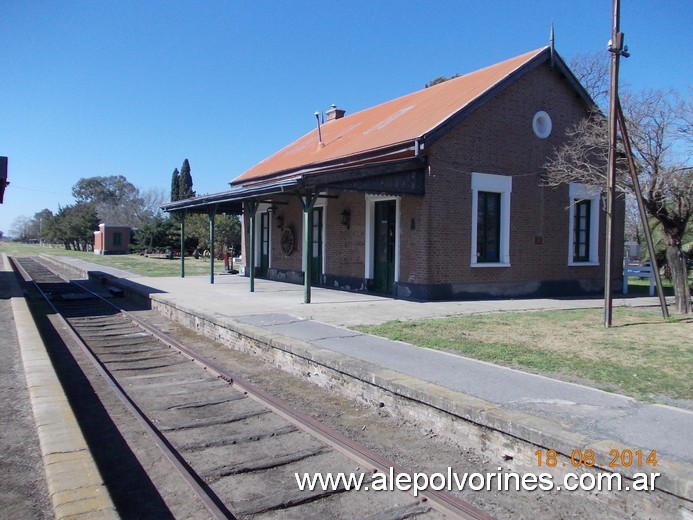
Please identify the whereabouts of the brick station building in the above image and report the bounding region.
[162,46,624,301]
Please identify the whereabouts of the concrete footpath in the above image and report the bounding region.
[34,255,693,507]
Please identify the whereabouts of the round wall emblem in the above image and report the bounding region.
[281,227,294,256]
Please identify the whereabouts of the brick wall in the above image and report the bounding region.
[411,62,624,290]
[268,195,303,273]
[323,193,367,278]
[94,230,104,253]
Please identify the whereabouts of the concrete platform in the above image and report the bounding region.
[3,253,118,519]
[33,255,693,513]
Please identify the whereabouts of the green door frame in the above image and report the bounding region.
[311,206,323,285]
[373,200,396,294]
[246,200,259,292]
[259,211,270,276]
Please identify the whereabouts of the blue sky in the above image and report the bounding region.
[1,0,691,235]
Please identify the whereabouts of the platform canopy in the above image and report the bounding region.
[160,156,425,217]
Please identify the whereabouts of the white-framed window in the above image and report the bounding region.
[568,183,600,265]
[471,172,511,267]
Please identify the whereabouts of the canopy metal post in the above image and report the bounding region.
[246,200,259,292]
[299,192,319,304]
[180,210,186,278]
[208,205,218,285]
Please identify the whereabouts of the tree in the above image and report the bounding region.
[44,203,99,251]
[133,215,178,253]
[179,159,194,200]
[543,54,692,314]
[9,209,54,242]
[32,209,53,242]
[644,215,693,278]
[170,168,180,202]
[622,90,692,314]
[425,73,461,88]
[73,175,137,205]
[68,203,100,251]
[568,52,610,107]
[139,187,166,219]
[214,214,242,256]
[72,175,157,229]
[10,216,32,241]
[184,213,241,257]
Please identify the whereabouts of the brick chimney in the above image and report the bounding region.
[325,104,346,121]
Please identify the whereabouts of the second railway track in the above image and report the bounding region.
[11,256,492,520]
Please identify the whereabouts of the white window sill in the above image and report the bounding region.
[568,261,599,267]
[471,262,511,268]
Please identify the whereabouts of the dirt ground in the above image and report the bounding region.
[0,271,53,519]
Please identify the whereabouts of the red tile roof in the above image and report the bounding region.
[233,47,549,185]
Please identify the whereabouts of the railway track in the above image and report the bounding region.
[11,256,493,520]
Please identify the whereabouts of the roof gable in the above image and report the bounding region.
[232,46,586,186]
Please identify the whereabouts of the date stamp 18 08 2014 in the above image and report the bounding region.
[535,448,658,469]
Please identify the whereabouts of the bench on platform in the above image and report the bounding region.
[623,261,655,296]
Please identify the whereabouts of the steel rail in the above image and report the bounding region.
[17,255,494,520]
[70,278,494,520]
[10,257,236,520]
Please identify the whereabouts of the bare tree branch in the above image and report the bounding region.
[569,52,610,107]
[543,53,692,312]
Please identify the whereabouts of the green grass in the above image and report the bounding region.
[0,242,233,277]
[356,308,692,401]
[624,276,675,296]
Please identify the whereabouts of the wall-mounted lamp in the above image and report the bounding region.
[276,215,284,229]
[340,209,351,230]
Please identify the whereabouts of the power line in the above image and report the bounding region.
[10,185,72,196]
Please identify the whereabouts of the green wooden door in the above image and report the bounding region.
[310,207,323,284]
[373,200,396,294]
[259,212,269,276]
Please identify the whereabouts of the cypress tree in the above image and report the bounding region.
[179,159,194,199]
[170,168,180,202]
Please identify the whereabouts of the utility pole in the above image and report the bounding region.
[616,100,669,319]
[604,0,628,327]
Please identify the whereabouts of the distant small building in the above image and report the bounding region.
[94,224,131,254]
